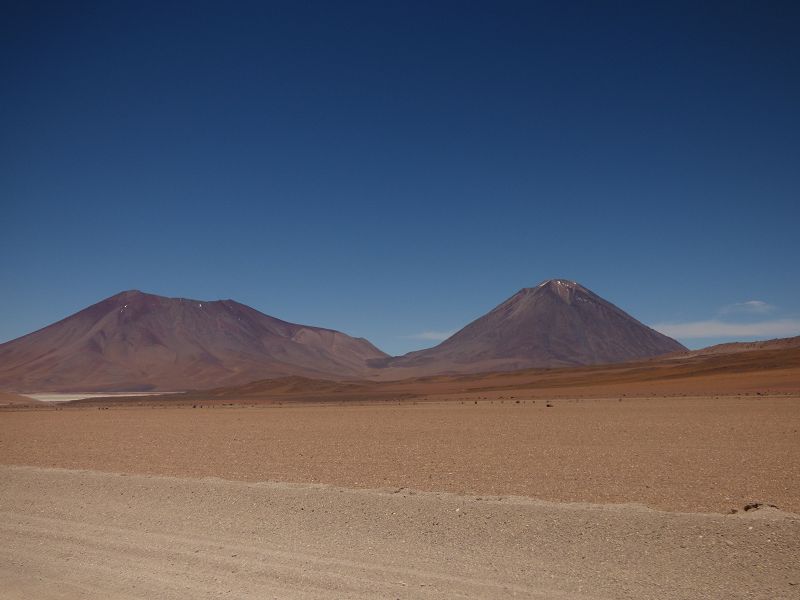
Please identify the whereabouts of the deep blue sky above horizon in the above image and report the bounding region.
[2,1,799,355]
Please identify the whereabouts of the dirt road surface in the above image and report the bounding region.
[2,465,798,600]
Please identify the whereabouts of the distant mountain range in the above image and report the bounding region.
[0,280,686,391]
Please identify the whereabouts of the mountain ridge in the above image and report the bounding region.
[0,280,687,391]
[0,290,387,392]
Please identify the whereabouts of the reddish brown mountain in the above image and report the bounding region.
[370,279,686,376]
[0,290,387,392]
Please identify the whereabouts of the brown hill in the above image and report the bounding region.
[72,337,800,407]
[370,279,686,376]
[0,290,387,392]
[674,335,800,358]
[0,391,40,406]
[241,341,800,400]
[198,375,379,398]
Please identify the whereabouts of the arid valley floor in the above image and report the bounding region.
[2,388,799,599]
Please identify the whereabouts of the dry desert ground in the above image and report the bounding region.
[1,395,799,599]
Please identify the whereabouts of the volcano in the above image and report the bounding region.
[0,290,387,392]
[370,279,686,375]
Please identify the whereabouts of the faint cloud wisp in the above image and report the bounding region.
[719,300,776,315]
[652,298,799,340]
[652,319,800,339]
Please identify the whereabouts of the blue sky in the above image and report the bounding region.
[2,1,799,355]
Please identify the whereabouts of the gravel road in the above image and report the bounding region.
[1,465,798,599]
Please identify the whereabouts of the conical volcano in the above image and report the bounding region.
[371,279,685,375]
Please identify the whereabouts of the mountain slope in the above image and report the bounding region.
[673,335,800,358]
[371,279,686,375]
[0,290,387,392]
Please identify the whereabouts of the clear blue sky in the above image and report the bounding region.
[2,1,799,355]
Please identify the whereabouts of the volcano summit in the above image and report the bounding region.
[370,279,686,375]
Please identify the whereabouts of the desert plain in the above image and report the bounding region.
[2,355,800,600]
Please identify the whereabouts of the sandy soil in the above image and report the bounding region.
[2,397,798,598]
[1,465,798,600]
[2,398,798,513]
